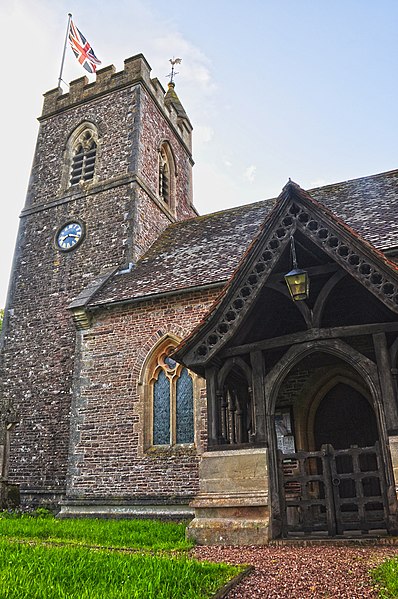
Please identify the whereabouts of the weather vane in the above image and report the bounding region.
[167,57,182,84]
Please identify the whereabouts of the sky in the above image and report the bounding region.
[1,0,398,306]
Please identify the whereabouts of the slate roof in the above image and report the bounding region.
[309,169,398,250]
[89,168,398,307]
[164,82,191,125]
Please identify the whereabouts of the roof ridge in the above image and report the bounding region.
[165,197,277,230]
[169,166,398,232]
[307,167,398,194]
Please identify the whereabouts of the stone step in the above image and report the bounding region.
[269,535,398,547]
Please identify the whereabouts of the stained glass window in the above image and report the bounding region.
[149,340,195,447]
[148,340,195,446]
[153,370,170,445]
[176,368,194,444]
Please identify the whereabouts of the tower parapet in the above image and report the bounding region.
[42,54,192,149]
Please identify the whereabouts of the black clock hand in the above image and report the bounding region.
[60,234,79,241]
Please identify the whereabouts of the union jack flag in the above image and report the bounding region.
[68,20,101,74]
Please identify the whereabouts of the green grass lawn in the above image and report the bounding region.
[371,557,398,598]
[0,513,191,550]
[0,513,242,599]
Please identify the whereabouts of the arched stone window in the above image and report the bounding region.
[159,147,170,204]
[68,123,98,186]
[143,336,195,447]
[158,142,176,211]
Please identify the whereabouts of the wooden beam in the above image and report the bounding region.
[268,262,339,284]
[205,366,221,446]
[390,336,398,368]
[389,337,398,402]
[221,322,398,358]
[312,270,347,327]
[250,351,267,443]
[373,332,398,433]
[267,281,313,328]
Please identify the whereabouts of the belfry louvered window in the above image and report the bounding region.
[70,130,97,185]
[152,351,194,446]
[158,147,170,204]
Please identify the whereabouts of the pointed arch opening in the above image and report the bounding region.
[216,358,254,446]
[265,341,394,538]
[64,122,99,189]
[158,142,176,213]
[272,349,383,455]
[141,335,195,449]
[314,382,378,450]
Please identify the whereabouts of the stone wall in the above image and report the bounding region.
[0,55,197,506]
[65,287,220,504]
[3,189,134,494]
[27,85,137,208]
[138,87,194,220]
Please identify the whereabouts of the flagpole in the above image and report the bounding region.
[58,13,72,90]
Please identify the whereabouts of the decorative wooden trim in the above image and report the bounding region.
[216,357,252,389]
[221,322,398,358]
[179,187,398,367]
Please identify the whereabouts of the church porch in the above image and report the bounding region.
[177,182,398,545]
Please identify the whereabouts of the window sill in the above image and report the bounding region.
[145,444,197,457]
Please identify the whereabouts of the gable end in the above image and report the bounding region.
[175,183,398,368]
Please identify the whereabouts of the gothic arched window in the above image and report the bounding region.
[144,337,194,447]
[69,125,98,186]
[158,147,170,204]
[158,142,176,211]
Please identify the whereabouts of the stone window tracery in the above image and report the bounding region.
[63,123,99,190]
[70,129,97,185]
[150,340,194,447]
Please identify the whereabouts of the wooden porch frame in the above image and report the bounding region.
[262,337,398,538]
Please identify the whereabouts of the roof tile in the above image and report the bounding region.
[89,169,398,306]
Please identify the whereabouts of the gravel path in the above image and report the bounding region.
[194,544,398,598]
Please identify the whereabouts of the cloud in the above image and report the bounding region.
[195,125,214,145]
[243,165,257,183]
[151,34,215,93]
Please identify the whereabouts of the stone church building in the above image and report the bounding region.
[2,54,398,544]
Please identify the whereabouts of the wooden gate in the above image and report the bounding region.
[278,443,389,537]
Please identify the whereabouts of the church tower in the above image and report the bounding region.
[0,55,195,507]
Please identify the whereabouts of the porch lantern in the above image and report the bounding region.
[284,237,309,301]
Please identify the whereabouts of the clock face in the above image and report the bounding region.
[56,222,84,251]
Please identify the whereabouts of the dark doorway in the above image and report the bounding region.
[278,381,389,537]
[314,383,378,450]
[279,443,388,536]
